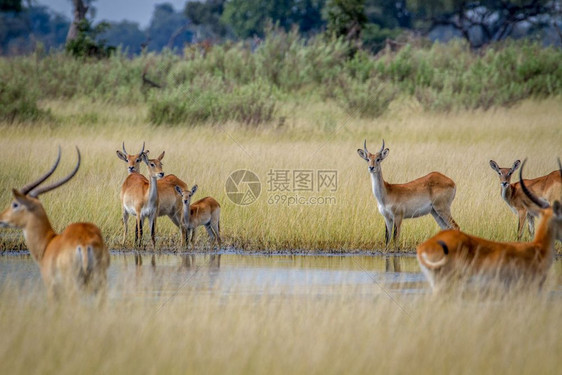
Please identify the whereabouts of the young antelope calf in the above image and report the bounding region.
[174,185,221,250]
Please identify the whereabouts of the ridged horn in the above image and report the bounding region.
[20,146,61,195]
[29,147,81,198]
[519,159,549,209]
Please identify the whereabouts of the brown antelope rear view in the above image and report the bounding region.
[0,147,109,299]
[417,159,562,293]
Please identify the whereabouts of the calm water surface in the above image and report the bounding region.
[1,252,561,301]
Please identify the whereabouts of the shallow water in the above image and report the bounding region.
[1,252,561,302]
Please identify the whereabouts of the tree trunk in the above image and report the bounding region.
[66,0,88,43]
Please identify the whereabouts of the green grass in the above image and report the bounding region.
[0,97,560,252]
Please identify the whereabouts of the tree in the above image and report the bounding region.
[0,0,21,12]
[66,0,91,42]
[145,3,193,51]
[409,0,558,48]
[325,0,367,43]
[100,21,145,55]
[221,0,326,39]
[185,0,228,39]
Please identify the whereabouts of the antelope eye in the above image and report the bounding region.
[376,158,380,163]
[12,202,19,209]
[136,158,141,163]
[150,163,155,167]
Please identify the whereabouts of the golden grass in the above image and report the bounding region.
[0,98,561,252]
[0,267,561,375]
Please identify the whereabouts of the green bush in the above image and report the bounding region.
[0,79,45,122]
[148,77,276,126]
[1,36,561,123]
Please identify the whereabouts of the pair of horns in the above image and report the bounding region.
[519,158,562,209]
[122,141,145,156]
[20,147,81,198]
[363,139,385,155]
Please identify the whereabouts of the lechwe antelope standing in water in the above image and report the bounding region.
[489,159,561,240]
[174,185,221,250]
[120,150,165,249]
[357,140,459,249]
[0,147,109,298]
[417,160,562,293]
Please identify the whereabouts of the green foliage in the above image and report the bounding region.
[148,77,276,125]
[0,78,45,122]
[184,0,228,38]
[1,35,562,124]
[65,19,115,58]
[222,0,326,39]
[325,0,367,41]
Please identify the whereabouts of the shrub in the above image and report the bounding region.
[148,78,276,126]
[0,79,45,122]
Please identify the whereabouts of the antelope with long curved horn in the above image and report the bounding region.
[489,159,561,239]
[416,159,562,293]
[357,139,459,249]
[0,147,110,298]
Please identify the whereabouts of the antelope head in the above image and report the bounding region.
[357,139,389,173]
[175,185,198,208]
[0,147,81,229]
[489,159,521,190]
[519,158,562,241]
[142,151,165,179]
[116,142,146,174]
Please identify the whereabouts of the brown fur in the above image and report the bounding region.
[416,204,562,293]
[490,159,561,240]
[358,140,459,249]
[0,191,109,298]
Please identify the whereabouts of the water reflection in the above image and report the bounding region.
[1,252,561,302]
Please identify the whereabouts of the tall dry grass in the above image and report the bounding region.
[0,98,560,252]
[0,271,561,374]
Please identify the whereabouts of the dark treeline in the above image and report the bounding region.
[1,0,561,55]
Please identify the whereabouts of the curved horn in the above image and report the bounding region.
[519,159,549,209]
[20,146,61,195]
[122,142,128,155]
[363,139,369,155]
[139,142,145,156]
[29,147,81,198]
[379,139,385,154]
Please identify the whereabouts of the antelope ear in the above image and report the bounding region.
[116,151,127,162]
[357,149,368,161]
[157,151,165,161]
[191,185,198,195]
[174,185,183,195]
[381,148,389,159]
[489,160,500,172]
[511,160,521,173]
